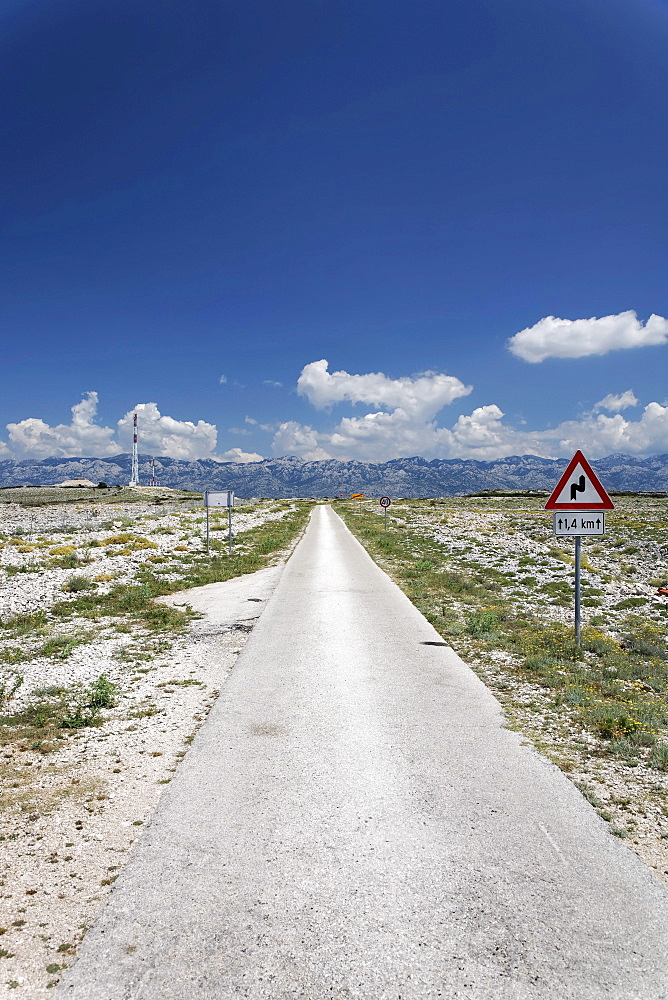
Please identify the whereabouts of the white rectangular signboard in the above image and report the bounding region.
[205,490,234,508]
[553,512,605,536]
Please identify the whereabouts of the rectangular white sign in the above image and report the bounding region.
[553,512,605,536]
[205,490,234,508]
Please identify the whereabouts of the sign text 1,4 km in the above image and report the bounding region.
[554,513,605,536]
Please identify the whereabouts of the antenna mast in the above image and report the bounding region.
[129,413,140,487]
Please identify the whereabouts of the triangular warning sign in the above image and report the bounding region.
[545,450,614,510]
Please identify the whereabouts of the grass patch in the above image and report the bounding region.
[50,583,194,633]
[0,675,119,748]
[39,634,93,659]
[147,503,314,593]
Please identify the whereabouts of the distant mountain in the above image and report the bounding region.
[1,453,667,497]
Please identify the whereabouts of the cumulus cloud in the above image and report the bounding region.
[270,360,474,462]
[297,359,471,418]
[268,360,668,462]
[0,392,262,462]
[218,375,228,384]
[549,402,668,458]
[508,311,668,363]
[216,447,263,463]
[245,416,276,432]
[6,392,119,459]
[272,421,332,461]
[117,403,218,461]
[593,390,639,413]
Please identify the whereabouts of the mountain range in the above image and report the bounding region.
[1,453,667,497]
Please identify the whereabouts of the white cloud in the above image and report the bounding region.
[0,393,265,462]
[508,311,668,363]
[270,360,473,462]
[272,421,331,461]
[263,380,283,388]
[297,359,471,418]
[228,426,252,436]
[215,447,263,464]
[6,392,119,459]
[593,390,639,413]
[549,402,668,458]
[441,401,668,461]
[449,405,507,450]
[218,375,228,384]
[245,416,276,432]
[268,360,668,462]
[117,403,218,461]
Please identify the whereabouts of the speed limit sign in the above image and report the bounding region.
[379,496,391,508]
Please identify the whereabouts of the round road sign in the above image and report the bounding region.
[379,496,391,508]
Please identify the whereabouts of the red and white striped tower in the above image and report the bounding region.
[129,413,140,486]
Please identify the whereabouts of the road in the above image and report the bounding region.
[57,505,668,999]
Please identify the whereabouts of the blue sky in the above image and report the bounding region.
[2,0,667,463]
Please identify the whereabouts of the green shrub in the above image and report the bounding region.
[441,571,477,595]
[0,669,23,704]
[60,674,118,728]
[87,674,117,709]
[0,647,29,666]
[465,609,499,638]
[650,744,668,771]
[61,575,95,593]
[40,635,87,659]
[414,559,435,572]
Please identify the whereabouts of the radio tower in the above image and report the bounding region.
[150,457,158,487]
[129,413,140,487]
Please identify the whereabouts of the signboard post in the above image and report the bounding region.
[204,490,235,555]
[545,451,614,646]
[351,492,364,514]
[379,496,391,530]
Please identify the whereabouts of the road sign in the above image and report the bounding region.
[554,512,605,536]
[205,490,234,508]
[204,491,234,555]
[350,493,365,499]
[544,451,614,511]
[379,496,391,508]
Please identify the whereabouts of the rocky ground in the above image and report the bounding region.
[0,495,303,995]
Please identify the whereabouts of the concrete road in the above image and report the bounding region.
[57,506,668,1000]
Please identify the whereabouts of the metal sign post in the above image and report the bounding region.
[203,490,235,555]
[574,536,582,646]
[379,496,391,530]
[228,503,233,554]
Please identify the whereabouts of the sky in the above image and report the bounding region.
[2,0,668,465]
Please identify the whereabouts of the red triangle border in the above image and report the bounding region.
[544,450,615,510]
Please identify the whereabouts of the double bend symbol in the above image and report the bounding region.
[570,475,586,501]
